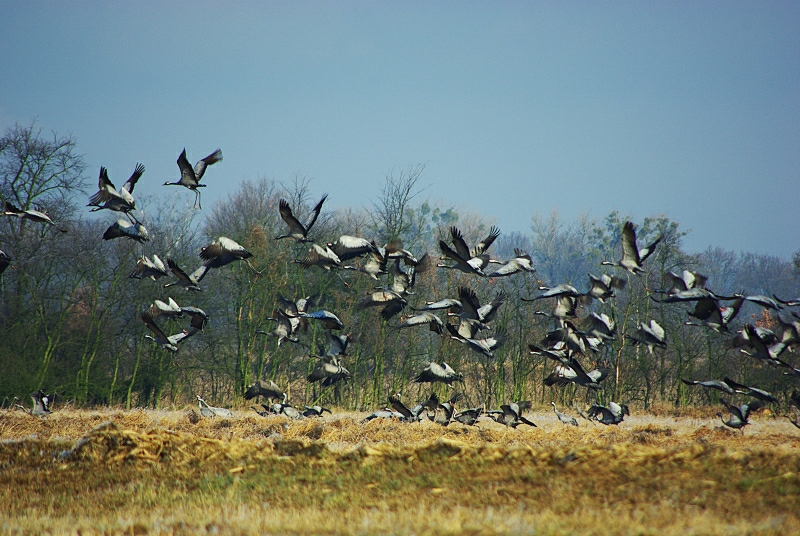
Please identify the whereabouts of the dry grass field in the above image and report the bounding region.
[1,406,798,535]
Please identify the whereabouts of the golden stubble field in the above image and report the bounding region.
[1,406,798,535]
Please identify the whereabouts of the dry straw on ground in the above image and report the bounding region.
[0,407,798,535]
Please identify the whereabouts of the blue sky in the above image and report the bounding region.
[1,2,798,256]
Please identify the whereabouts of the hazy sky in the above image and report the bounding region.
[1,2,798,256]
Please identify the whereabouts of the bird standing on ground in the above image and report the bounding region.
[30,390,52,416]
[551,402,578,426]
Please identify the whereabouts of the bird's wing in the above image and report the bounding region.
[448,227,472,260]
[122,163,145,194]
[487,260,520,277]
[141,311,168,342]
[472,226,500,257]
[638,234,662,263]
[381,299,407,321]
[648,320,665,341]
[152,254,167,272]
[88,167,118,205]
[303,194,328,232]
[279,199,306,235]
[458,286,481,320]
[620,221,641,264]
[194,148,222,180]
[177,149,196,184]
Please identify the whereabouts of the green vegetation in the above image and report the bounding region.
[1,121,799,414]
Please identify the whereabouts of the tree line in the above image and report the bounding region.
[1,121,798,410]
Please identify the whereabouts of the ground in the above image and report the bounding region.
[0,406,798,535]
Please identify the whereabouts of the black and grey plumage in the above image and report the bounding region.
[342,247,388,280]
[626,320,666,354]
[30,389,52,416]
[358,289,408,321]
[485,248,535,277]
[774,294,800,307]
[307,357,351,387]
[448,324,507,358]
[0,249,12,275]
[141,311,197,352]
[130,254,169,280]
[88,164,144,217]
[437,226,497,276]
[680,378,734,395]
[601,221,662,275]
[684,297,743,333]
[256,309,301,346]
[362,409,407,422]
[302,405,331,417]
[300,310,344,330]
[739,294,783,311]
[541,321,592,355]
[551,402,578,426]
[533,295,579,323]
[730,324,777,349]
[388,393,424,422]
[588,402,629,425]
[295,243,342,271]
[102,218,149,243]
[656,270,708,296]
[722,377,777,404]
[192,236,257,281]
[181,306,209,331]
[583,273,627,303]
[448,286,505,339]
[584,312,617,341]
[388,253,432,296]
[489,402,536,428]
[397,312,445,334]
[737,324,788,366]
[164,148,223,209]
[275,194,327,242]
[522,284,582,302]
[147,297,183,320]
[196,395,234,418]
[164,258,202,292]
[717,398,764,431]
[650,287,722,303]
[244,379,286,403]
[413,362,463,385]
[327,235,377,262]
[3,200,59,227]
[544,362,609,390]
[453,407,483,426]
[775,313,800,348]
[261,402,304,420]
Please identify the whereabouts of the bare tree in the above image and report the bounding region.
[0,120,87,217]
[370,164,428,245]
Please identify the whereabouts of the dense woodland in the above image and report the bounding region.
[2,122,799,411]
